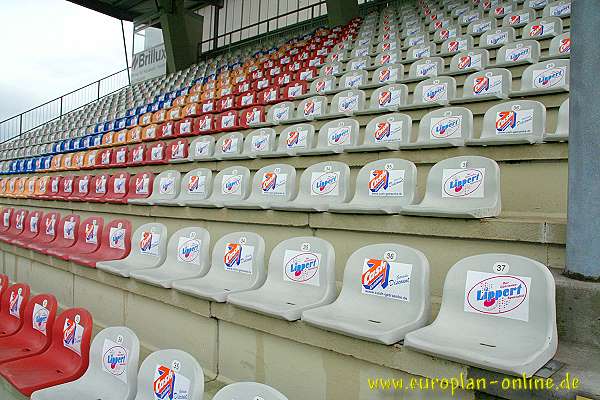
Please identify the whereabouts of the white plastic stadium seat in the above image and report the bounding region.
[172,231,266,302]
[354,84,409,115]
[296,118,359,155]
[510,59,569,97]
[544,98,569,142]
[133,349,204,400]
[344,113,413,152]
[402,107,473,148]
[328,159,417,214]
[405,253,557,377]
[302,243,430,344]
[262,123,317,157]
[316,89,366,120]
[271,161,351,212]
[401,156,501,218]
[225,164,297,209]
[153,168,213,206]
[227,236,336,321]
[130,227,211,288]
[97,223,168,277]
[451,68,512,103]
[30,327,140,400]
[185,166,251,208]
[466,100,546,145]
[213,382,288,400]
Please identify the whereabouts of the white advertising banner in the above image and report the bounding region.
[131,44,166,83]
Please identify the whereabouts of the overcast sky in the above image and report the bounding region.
[0,0,134,121]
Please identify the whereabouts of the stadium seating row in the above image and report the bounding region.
[0,217,558,377]
[0,278,289,399]
[0,95,569,175]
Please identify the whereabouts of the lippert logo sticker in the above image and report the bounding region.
[441,168,485,198]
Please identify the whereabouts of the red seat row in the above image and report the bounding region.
[0,208,131,268]
[0,278,92,396]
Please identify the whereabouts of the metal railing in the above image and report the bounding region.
[0,68,130,143]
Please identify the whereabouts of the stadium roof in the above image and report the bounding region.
[67,0,221,22]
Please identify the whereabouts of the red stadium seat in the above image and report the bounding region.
[193,114,215,134]
[111,146,129,167]
[27,213,60,253]
[126,172,154,203]
[236,91,259,108]
[54,175,74,201]
[0,294,58,364]
[0,307,93,396]
[44,214,81,260]
[239,106,265,128]
[39,176,61,200]
[0,283,30,337]
[157,121,176,140]
[104,172,131,204]
[69,175,92,202]
[217,94,236,112]
[69,218,131,268]
[258,85,280,105]
[0,209,26,242]
[282,81,308,100]
[167,138,190,162]
[175,117,194,137]
[198,99,216,115]
[87,174,110,202]
[144,142,167,165]
[10,210,43,247]
[63,216,103,264]
[127,143,147,166]
[215,111,241,132]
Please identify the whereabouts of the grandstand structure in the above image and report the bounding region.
[0,0,599,399]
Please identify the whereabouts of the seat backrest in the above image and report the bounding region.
[54,214,81,248]
[100,218,132,258]
[480,27,515,48]
[405,43,436,61]
[554,98,569,136]
[167,138,189,161]
[1,283,30,326]
[176,168,213,202]
[522,17,562,40]
[150,170,182,202]
[127,223,169,266]
[189,136,215,161]
[213,382,288,400]
[467,16,496,36]
[22,210,43,238]
[340,243,429,321]
[128,172,154,200]
[0,207,13,232]
[214,132,244,158]
[73,175,91,198]
[205,231,266,285]
[330,89,366,114]
[543,1,571,18]
[548,32,570,57]
[249,164,298,204]
[129,143,147,164]
[502,8,535,28]
[37,212,60,243]
[310,76,336,94]
[441,35,474,54]
[295,161,351,205]
[210,166,252,202]
[295,96,327,119]
[12,209,28,236]
[58,175,75,198]
[47,308,93,373]
[134,349,204,400]
[350,159,417,206]
[146,142,166,163]
[265,236,336,298]
[462,68,512,99]
[409,57,445,79]
[362,113,413,146]
[449,49,490,73]
[23,293,58,344]
[339,70,368,89]
[108,172,131,199]
[315,118,360,149]
[519,59,569,91]
[86,326,140,397]
[243,128,277,157]
[436,253,556,339]
[372,64,403,86]
[90,174,110,199]
[496,40,540,65]
[163,227,211,275]
[422,155,501,209]
[72,216,103,253]
[418,106,474,144]
[369,84,409,109]
[480,100,546,140]
[266,101,295,124]
[275,124,316,155]
[413,76,456,105]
